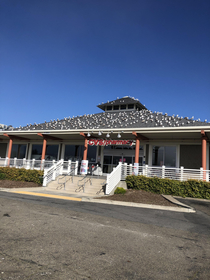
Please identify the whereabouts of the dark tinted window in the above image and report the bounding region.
[11,144,26,159]
[128,104,134,109]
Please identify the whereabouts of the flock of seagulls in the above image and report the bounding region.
[6,108,209,131]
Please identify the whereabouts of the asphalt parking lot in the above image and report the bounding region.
[1,192,210,280]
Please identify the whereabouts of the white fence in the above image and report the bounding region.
[43,159,79,187]
[106,162,122,195]
[0,157,56,170]
[121,163,210,182]
[0,158,78,187]
[1,157,209,193]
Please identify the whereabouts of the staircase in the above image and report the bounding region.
[46,175,107,197]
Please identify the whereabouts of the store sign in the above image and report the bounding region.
[88,139,135,146]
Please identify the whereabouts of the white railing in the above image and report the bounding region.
[121,164,210,182]
[43,160,78,186]
[62,160,78,175]
[0,157,79,186]
[43,160,63,187]
[106,162,122,195]
[0,157,56,170]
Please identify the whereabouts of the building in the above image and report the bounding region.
[0,96,209,173]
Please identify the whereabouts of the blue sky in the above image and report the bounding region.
[1,0,210,127]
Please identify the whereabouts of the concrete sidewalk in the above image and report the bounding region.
[0,186,196,213]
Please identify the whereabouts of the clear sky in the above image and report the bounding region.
[1,0,210,127]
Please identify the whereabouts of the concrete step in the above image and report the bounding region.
[46,175,106,195]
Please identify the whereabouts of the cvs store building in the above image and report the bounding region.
[0,96,209,173]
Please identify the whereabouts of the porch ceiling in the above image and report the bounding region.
[0,129,209,142]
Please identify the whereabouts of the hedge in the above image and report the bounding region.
[114,187,126,195]
[125,175,210,199]
[0,167,44,185]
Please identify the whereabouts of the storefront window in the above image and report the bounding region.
[31,144,59,160]
[31,145,42,160]
[87,146,97,162]
[113,156,122,165]
[152,146,176,167]
[164,146,176,167]
[104,156,112,164]
[11,144,26,159]
[64,145,84,161]
[123,156,132,164]
[45,145,59,160]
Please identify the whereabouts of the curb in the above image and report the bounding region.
[173,196,210,203]
[161,195,195,210]
[0,190,82,202]
[81,197,196,213]
[0,189,196,212]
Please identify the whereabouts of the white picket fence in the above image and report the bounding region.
[121,163,210,182]
[105,163,210,195]
[0,157,56,170]
[1,157,209,194]
[0,157,79,187]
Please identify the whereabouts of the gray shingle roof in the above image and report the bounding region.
[8,109,210,131]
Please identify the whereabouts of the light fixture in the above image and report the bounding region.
[87,132,91,137]
[117,133,121,138]
[106,133,110,138]
[98,131,102,136]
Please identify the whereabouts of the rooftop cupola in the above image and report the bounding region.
[97,96,147,112]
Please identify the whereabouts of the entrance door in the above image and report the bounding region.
[103,155,143,173]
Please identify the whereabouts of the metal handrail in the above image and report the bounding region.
[77,175,92,193]
[96,179,107,195]
[57,165,78,190]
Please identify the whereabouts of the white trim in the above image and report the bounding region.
[1,126,210,135]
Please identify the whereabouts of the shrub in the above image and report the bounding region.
[114,187,126,195]
[0,173,6,180]
[0,167,44,185]
[125,175,210,199]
